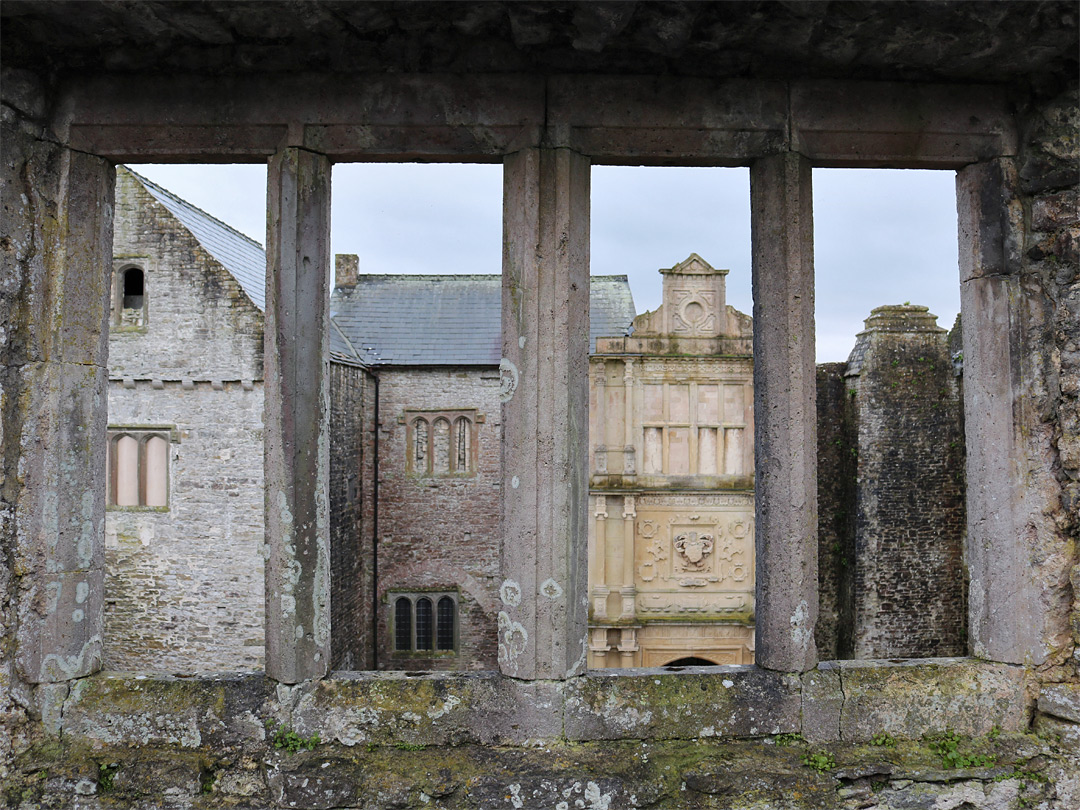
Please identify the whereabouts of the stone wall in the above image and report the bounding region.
[104,380,265,672]
[846,306,967,658]
[374,368,502,670]
[815,363,856,661]
[329,361,377,671]
[110,169,263,384]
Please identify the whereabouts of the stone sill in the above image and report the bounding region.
[52,658,1030,751]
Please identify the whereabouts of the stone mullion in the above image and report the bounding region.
[500,147,590,680]
[749,151,818,673]
[12,146,114,683]
[264,147,332,683]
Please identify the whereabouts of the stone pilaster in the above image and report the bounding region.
[3,132,114,683]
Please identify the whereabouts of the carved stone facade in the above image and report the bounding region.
[588,255,756,668]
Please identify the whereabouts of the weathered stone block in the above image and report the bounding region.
[835,659,1028,742]
[12,361,106,576]
[61,673,273,750]
[17,568,103,683]
[1038,683,1080,723]
[564,666,801,741]
[265,755,367,810]
[801,665,841,743]
[292,671,563,747]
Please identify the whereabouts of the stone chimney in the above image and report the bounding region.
[335,253,359,288]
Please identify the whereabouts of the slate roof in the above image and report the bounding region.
[331,274,637,366]
[129,168,268,312]
[127,169,636,366]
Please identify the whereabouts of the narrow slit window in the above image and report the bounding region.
[414,418,429,472]
[436,596,455,651]
[455,417,470,472]
[394,597,412,652]
[415,597,433,651]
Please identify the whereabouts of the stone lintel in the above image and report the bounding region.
[792,81,1017,167]
[53,73,1016,166]
[750,152,818,673]
[264,147,332,683]
[500,146,591,680]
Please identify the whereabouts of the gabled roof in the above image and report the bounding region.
[127,168,268,312]
[331,274,636,366]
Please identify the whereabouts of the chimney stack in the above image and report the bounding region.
[335,254,359,288]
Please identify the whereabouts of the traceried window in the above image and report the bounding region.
[404,409,478,476]
[106,428,173,508]
[113,265,148,328]
[390,592,458,654]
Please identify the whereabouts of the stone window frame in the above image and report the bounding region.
[111,260,150,331]
[26,76,1042,744]
[105,425,179,510]
[403,408,479,477]
[639,378,751,477]
[388,590,459,657]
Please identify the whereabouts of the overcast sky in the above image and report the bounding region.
[129,162,959,362]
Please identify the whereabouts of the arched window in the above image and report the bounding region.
[454,417,470,472]
[404,410,478,476]
[415,597,433,650]
[432,419,451,474]
[413,418,429,473]
[394,597,412,652]
[436,596,456,651]
[389,591,458,655]
[115,266,147,327]
[107,427,172,508]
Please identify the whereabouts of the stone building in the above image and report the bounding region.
[816,305,967,660]
[105,167,269,672]
[330,269,636,670]
[3,3,1076,807]
[105,168,376,674]
[588,254,757,667]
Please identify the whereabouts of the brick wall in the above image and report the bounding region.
[330,361,377,671]
[374,367,502,670]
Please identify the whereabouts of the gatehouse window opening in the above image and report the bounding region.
[812,168,966,662]
[332,162,501,672]
[104,163,269,675]
[587,166,755,669]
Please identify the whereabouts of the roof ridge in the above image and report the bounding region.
[121,166,265,251]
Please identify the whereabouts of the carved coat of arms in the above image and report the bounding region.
[673,531,714,571]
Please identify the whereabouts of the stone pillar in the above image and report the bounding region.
[265,147,332,683]
[623,358,636,474]
[620,495,636,619]
[592,496,609,620]
[593,368,606,473]
[749,152,818,673]
[5,137,114,683]
[957,158,1053,665]
[500,147,590,680]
